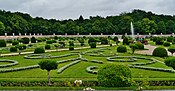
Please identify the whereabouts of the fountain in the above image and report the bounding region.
[130,22,134,40]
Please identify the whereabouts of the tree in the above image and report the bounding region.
[141,18,157,34]
[129,44,138,54]
[157,21,166,34]
[0,21,5,35]
[38,60,58,85]
[166,20,175,34]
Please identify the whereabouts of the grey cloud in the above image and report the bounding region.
[0,0,174,19]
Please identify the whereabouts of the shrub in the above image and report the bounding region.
[54,36,58,40]
[164,57,175,69]
[113,36,118,41]
[97,64,131,87]
[135,42,144,49]
[45,44,51,49]
[10,46,17,52]
[167,36,174,42]
[16,44,26,50]
[88,37,96,44]
[12,40,19,46]
[69,41,74,46]
[155,37,164,45]
[52,40,57,43]
[69,46,74,50]
[101,37,108,45]
[21,37,30,44]
[152,47,168,57]
[163,42,171,47]
[168,47,175,55]
[34,47,45,54]
[0,40,6,47]
[89,42,96,48]
[117,46,127,53]
[31,37,36,43]
[123,37,129,45]
[46,40,53,44]
[78,38,85,46]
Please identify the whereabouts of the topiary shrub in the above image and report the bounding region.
[97,64,132,87]
[45,44,51,49]
[69,46,74,50]
[88,37,96,44]
[168,47,175,56]
[12,40,19,46]
[164,57,175,69]
[167,36,174,42]
[21,37,30,44]
[52,40,57,43]
[135,42,144,50]
[10,46,17,52]
[69,41,74,46]
[34,47,45,54]
[155,37,164,45]
[152,47,168,57]
[101,37,108,45]
[89,42,96,48]
[0,40,6,47]
[123,37,129,45]
[163,42,171,47]
[46,40,53,44]
[31,37,36,43]
[117,46,127,53]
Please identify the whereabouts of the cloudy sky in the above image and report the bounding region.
[0,0,174,20]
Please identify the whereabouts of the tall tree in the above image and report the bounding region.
[166,20,175,34]
[157,21,166,34]
[0,21,5,35]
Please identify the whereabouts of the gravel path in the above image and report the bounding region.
[135,45,172,56]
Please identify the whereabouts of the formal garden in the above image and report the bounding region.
[0,35,175,90]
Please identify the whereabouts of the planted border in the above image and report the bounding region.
[57,60,81,74]
[24,53,77,59]
[0,60,18,68]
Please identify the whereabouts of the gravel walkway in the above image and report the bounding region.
[135,45,172,56]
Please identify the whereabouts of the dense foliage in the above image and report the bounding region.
[168,47,175,55]
[117,46,127,53]
[45,44,51,49]
[10,46,17,52]
[34,47,45,54]
[0,9,175,35]
[152,47,168,57]
[0,40,6,47]
[164,57,175,70]
[97,64,132,87]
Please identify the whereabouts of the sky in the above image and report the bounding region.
[0,0,175,20]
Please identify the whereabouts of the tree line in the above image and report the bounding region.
[0,9,175,35]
